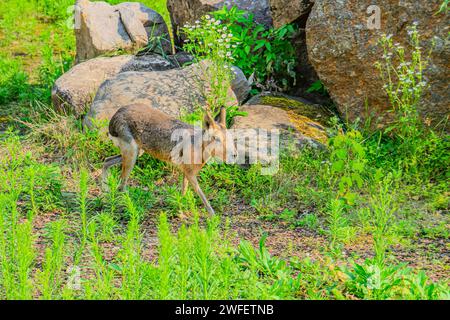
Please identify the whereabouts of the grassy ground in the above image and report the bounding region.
[0,1,449,300]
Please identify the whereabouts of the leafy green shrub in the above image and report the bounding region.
[213,6,297,92]
[329,129,367,205]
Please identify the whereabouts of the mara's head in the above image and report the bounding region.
[203,107,236,163]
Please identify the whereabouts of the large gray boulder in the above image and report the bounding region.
[52,54,191,116]
[167,0,272,46]
[269,0,313,28]
[84,61,250,129]
[75,0,171,63]
[306,0,449,129]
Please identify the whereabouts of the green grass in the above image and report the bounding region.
[0,123,448,299]
[0,0,449,300]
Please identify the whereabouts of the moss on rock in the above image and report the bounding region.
[247,93,334,127]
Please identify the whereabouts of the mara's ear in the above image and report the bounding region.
[203,111,217,130]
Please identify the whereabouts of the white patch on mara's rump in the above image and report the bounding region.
[108,134,121,148]
[109,134,139,155]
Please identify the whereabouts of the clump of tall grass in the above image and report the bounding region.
[23,107,115,168]
[37,219,68,299]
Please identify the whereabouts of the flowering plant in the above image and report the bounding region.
[182,15,239,115]
[376,24,430,127]
[375,24,444,176]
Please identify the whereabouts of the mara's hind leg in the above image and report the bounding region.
[101,155,122,190]
[118,140,139,191]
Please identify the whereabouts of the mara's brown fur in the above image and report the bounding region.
[102,103,233,216]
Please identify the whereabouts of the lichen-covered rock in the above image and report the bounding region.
[84,61,250,129]
[75,0,171,63]
[52,54,191,116]
[167,0,272,46]
[306,0,449,129]
[232,93,333,149]
[269,0,313,28]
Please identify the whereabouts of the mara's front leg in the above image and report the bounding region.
[185,175,215,216]
[101,155,122,191]
[181,174,189,196]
